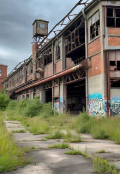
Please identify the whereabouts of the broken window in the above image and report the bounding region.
[117,61,120,70]
[90,11,100,40]
[44,56,52,66]
[107,7,120,27]
[56,43,60,61]
[110,61,120,71]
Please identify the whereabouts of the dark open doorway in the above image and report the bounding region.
[45,88,52,103]
[67,79,86,115]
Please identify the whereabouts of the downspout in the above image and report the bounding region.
[82,8,89,112]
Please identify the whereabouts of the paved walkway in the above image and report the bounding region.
[3,120,120,173]
[3,120,95,174]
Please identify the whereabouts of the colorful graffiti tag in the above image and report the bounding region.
[111,98,120,115]
[54,97,66,113]
[54,102,59,112]
[88,93,107,116]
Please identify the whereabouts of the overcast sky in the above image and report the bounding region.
[0,0,90,74]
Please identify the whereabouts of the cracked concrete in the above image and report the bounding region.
[3,120,95,174]
[3,120,120,173]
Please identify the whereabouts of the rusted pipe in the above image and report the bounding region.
[15,58,91,93]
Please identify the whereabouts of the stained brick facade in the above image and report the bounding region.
[88,37,101,57]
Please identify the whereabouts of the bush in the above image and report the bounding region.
[76,111,97,133]
[7,100,18,110]
[92,129,109,139]
[0,89,10,111]
[41,102,54,118]
[17,99,27,112]
[22,98,43,117]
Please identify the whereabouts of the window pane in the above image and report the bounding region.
[116,18,120,27]
[116,9,120,17]
[107,8,113,17]
[40,23,45,28]
[107,17,115,27]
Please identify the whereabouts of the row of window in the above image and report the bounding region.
[90,7,120,41]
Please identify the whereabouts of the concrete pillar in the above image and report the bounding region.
[32,42,38,81]
[30,91,34,99]
[40,85,45,104]
[59,77,67,113]
[61,35,65,71]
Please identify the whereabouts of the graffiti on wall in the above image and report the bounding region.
[111,98,120,115]
[60,97,66,113]
[54,102,59,112]
[54,97,66,113]
[88,93,107,116]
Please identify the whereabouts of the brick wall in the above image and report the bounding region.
[55,60,62,73]
[108,28,120,35]
[88,53,104,77]
[108,37,120,47]
[0,65,7,91]
[44,63,53,78]
[66,58,75,69]
[88,37,101,57]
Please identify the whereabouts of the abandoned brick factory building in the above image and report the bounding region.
[0,64,7,91]
[2,0,120,116]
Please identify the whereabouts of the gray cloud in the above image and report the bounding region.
[0,0,85,74]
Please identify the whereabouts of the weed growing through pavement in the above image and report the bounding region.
[48,143,69,149]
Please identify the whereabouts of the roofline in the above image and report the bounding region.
[37,0,100,55]
[3,56,32,83]
[0,64,8,67]
[32,19,49,25]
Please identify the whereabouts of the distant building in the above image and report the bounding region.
[0,64,7,91]
[2,0,120,116]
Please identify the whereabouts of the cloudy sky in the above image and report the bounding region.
[0,0,90,74]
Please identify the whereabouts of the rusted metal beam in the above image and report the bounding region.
[15,58,92,93]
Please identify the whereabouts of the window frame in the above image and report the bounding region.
[106,7,120,28]
[89,10,100,41]
[55,43,61,61]
[40,23,45,28]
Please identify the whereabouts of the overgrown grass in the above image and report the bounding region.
[48,143,69,149]
[23,146,35,153]
[93,156,119,174]
[45,130,65,139]
[96,149,106,153]
[65,150,82,155]
[5,98,120,145]
[0,112,30,172]
[12,129,26,133]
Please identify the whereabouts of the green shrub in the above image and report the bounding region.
[93,156,118,174]
[41,102,54,118]
[7,100,18,110]
[22,98,43,117]
[92,129,109,139]
[0,89,10,111]
[17,99,27,112]
[45,130,65,139]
